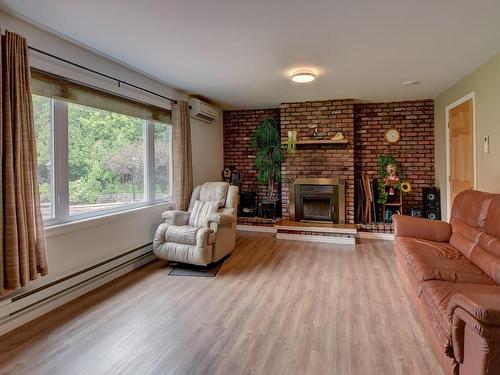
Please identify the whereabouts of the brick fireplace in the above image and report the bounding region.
[281,100,355,223]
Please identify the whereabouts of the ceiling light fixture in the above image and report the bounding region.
[291,69,316,83]
[403,80,420,86]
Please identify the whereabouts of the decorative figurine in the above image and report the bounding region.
[307,124,318,138]
[231,170,243,188]
[222,166,232,183]
[384,163,399,195]
[331,132,344,141]
[287,130,297,155]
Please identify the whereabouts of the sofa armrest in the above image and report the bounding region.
[393,214,452,242]
[451,307,500,371]
[448,291,500,366]
[448,292,500,374]
[448,292,500,326]
[161,210,190,226]
[208,213,236,226]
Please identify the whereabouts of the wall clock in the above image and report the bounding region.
[385,128,400,143]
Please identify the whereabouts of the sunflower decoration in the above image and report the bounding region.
[400,181,412,193]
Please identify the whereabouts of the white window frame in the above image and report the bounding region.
[37,96,172,227]
[151,121,173,203]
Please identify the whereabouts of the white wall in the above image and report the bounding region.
[0,11,223,288]
[434,51,500,217]
[191,111,224,186]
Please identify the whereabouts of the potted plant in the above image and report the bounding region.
[251,117,283,199]
[377,154,403,204]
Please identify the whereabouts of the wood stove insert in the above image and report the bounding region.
[290,178,345,224]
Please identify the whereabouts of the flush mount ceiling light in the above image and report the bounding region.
[403,80,420,86]
[290,69,316,83]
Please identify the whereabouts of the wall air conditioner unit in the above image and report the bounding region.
[189,98,218,123]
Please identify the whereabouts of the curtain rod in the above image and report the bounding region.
[28,46,178,104]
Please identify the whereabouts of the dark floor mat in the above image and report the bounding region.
[168,255,229,277]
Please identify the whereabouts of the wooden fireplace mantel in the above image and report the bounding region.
[281,139,349,145]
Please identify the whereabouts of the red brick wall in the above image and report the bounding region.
[222,99,435,223]
[280,100,355,223]
[223,108,280,200]
[354,100,435,215]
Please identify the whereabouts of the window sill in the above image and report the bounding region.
[44,201,174,238]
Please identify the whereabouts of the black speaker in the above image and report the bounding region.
[410,208,422,218]
[423,208,440,220]
[422,187,441,220]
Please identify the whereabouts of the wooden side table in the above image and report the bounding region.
[382,188,402,223]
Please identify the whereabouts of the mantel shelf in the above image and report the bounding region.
[281,139,349,145]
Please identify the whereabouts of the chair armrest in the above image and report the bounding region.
[196,227,214,248]
[208,213,236,225]
[161,210,190,226]
[393,214,452,242]
[448,291,500,326]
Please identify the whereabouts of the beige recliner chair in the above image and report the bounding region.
[153,182,239,266]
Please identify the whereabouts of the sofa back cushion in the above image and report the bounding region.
[188,182,230,211]
[450,190,494,230]
[486,196,500,239]
[189,200,219,227]
[199,182,229,208]
[475,196,500,284]
[450,190,500,284]
[218,185,239,217]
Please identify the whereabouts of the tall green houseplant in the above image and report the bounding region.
[251,117,283,199]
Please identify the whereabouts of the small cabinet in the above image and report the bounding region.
[382,188,402,223]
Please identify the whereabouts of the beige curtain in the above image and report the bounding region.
[172,100,193,210]
[1,31,48,294]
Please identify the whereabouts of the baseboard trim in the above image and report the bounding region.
[237,224,277,233]
[0,244,154,337]
[357,232,394,241]
[237,224,394,241]
[276,233,356,245]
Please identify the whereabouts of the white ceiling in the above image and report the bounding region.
[1,0,500,109]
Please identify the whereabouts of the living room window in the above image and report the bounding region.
[34,95,55,221]
[32,70,172,226]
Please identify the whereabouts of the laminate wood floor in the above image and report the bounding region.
[0,232,442,375]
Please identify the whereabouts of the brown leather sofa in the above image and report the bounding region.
[393,190,500,375]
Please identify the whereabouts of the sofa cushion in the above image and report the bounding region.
[395,237,462,263]
[420,281,462,340]
[199,182,229,208]
[165,225,200,246]
[419,280,455,357]
[407,254,495,285]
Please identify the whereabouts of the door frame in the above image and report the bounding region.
[445,91,477,219]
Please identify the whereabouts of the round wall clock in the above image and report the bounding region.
[385,128,400,143]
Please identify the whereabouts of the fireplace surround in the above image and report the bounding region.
[290,178,345,224]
